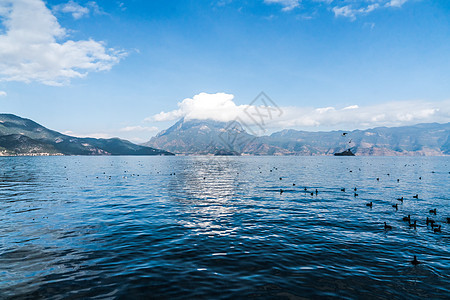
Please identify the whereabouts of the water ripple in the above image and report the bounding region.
[0,156,448,299]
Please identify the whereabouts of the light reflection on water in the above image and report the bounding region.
[0,156,449,299]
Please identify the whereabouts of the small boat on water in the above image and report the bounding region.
[334,149,355,156]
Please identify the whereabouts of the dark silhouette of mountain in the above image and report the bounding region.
[0,114,173,156]
[144,118,450,156]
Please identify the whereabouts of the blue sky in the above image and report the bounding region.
[1,0,449,142]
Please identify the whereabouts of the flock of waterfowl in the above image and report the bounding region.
[87,162,447,267]
[275,166,448,267]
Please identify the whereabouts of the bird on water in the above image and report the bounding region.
[402,215,410,222]
[366,202,373,207]
[413,194,419,199]
[411,256,421,266]
[429,208,437,215]
[384,222,392,230]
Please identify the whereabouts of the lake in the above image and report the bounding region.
[0,156,449,299]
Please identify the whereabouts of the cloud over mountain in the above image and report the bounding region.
[149,92,248,123]
[149,92,450,132]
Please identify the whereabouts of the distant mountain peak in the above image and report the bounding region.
[144,118,255,155]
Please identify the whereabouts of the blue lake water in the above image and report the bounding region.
[0,156,449,299]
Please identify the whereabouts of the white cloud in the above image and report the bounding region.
[332,5,355,19]
[118,2,126,11]
[385,0,408,8]
[53,1,104,19]
[119,126,158,133]
[87,1,103,15]
[264,0,301,11]
[332,0,408,20]
[128,137,146,143]
[63,130,114,139]
[261,1,409,17]
[333,3,380,20]
[364,22,376,30]
[63,129,150,143]
[316,106,335,114]
[148,92,247,122]
[148,92,450,132]
[53,1,89,19]
[313,0,333,4]
[274,101,449,130]
[0,0,125,86]
[0,90,6,96]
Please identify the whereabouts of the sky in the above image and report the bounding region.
[0,0,449,143]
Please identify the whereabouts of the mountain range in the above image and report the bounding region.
[144,118,450,156]
[2,113,449,156]
[0,114,173,156]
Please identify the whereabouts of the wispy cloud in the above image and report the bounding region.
[117,2,126,11]
[0,91,6,97]
[63,128,154,144]
[262,0,410,18]
[333,3,380,20]
[148,92,450,131]
[53,1,104,19]
[332,0,409,20]
[385,0,408,8]
[53,1,89,19]
[0,0,125,86]
[119,126,158,133]
[274,100,448,130]
[264,0,301,11]
[63,131,114,139]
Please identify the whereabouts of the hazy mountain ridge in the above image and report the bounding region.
[266,123,450,156]
[144,118,450,156]
[0,114,173,156]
